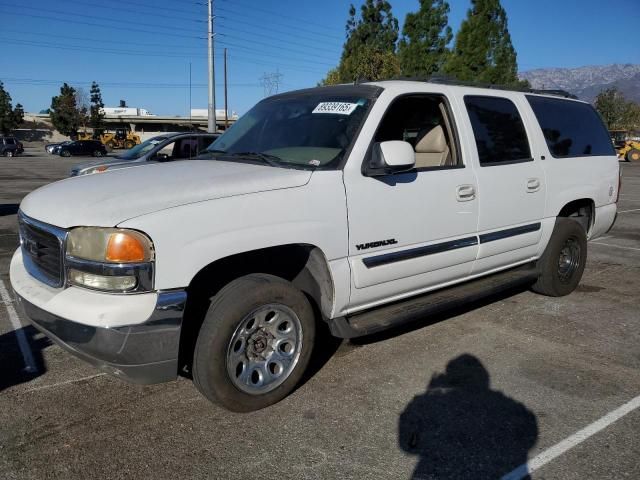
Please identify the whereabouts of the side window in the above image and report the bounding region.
[156,141,176,159]
[526,95,615,158]
[464,96,531,166]
[374,95,460,169]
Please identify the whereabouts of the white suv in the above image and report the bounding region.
[10,81,619,411]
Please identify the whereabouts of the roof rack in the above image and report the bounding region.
[386,75,578,99]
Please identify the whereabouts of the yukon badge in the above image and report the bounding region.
[356,239,398,251]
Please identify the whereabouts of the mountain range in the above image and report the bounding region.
[519,64,640,103]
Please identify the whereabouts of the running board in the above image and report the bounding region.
[329,263,538,339]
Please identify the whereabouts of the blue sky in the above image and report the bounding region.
[1,0,639,116]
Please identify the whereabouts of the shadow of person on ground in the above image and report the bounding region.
[0,204,20,217]
[398,354,538,480]
[0,325,50,393]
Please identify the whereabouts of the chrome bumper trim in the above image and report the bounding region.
[14,289,187,384]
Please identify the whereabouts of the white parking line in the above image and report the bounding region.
[0,279,37,373]
[502,394,640,480]
[591,242,640,252]
[617,208,640,213]
[24,373,106,393]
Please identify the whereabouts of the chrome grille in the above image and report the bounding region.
[18,213,66,288]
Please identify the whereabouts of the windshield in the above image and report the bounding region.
[118,136,168,160]
[206,93,372,169]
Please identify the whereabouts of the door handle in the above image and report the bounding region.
[527,178,541,193]
[456,184,476,202]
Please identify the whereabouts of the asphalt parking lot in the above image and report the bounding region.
[1,149,639,479]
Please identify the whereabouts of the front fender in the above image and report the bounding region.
[118,171,348,291]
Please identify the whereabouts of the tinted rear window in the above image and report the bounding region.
[526,96,614,158]
[464,96,531,166]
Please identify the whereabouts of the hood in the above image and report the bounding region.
[20,160,312,228]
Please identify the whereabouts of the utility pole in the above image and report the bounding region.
[224,48,229,130]
[207,0,217,133]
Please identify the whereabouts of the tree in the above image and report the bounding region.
[13,103,24,128]
[50,83,81,137]
[322,0,399,84]
[89,81,105,131]
[398,0,453,77]
[443,0,521,85]
[0,82,24,134]
[596,87,640,130]
[75,87,90,132]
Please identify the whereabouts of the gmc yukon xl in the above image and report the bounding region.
[10,81,619,411]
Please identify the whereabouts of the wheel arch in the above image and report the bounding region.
[178,243,335,374]
[557,198,595,235]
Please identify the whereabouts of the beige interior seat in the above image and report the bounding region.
[414,125,450,168]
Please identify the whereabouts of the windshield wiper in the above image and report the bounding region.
[224,151,283,167]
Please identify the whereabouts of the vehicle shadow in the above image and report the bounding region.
[351,283,532,346]
[398,354,538,479]
[0,203,20,217]
[0,325,50,393]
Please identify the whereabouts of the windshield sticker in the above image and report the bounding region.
[312,102,358,115]
[308,159,321,166]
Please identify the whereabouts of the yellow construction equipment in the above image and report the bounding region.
[77,128,141,149]
[609,130,640,161]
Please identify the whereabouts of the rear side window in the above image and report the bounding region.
[526,96,615,158]
[464,96,531,166]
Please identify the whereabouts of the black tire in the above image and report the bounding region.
[61,150,71,157]
[5,150,14,157]
[626,148,640,162]
[93,150,103,157]
[124,140,135,149]
[531,218,587,297]
[193,273,316,412]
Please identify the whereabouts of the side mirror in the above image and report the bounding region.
[366,141,415,176]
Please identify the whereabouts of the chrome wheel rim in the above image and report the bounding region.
[557,237,581,283]
[226,304,303,395]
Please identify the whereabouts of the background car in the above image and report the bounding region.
[59,140,107,158]
[0,136,20,157]
[70,132,219,176]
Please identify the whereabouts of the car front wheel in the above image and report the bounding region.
[193,274,316,412]
[61,150,71,157]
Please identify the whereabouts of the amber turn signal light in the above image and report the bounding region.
[106,232,146,263]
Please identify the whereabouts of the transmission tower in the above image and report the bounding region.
[259,71,283,97]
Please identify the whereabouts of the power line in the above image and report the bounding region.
[218,0,345,34]
[0,9,204,40]
[216,40,334,67]
[2,29,206,51]
[217,31,338,63]
[2,77,259,88]
[216,25,339,61]
[216,6,343,42]
[0,3,203,35]
[52,0,205,24]
[0,37,204,58]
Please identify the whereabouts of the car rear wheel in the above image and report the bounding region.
[193,273,316,412]
[5,150,13,157]
[627,148,640,162]
[93,150,103,157]
[531,218,587,297]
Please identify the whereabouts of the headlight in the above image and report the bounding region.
[65,227,154,292]
[85,165,108,175]
[67,227,153,263]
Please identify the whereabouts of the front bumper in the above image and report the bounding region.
[10,249,187,384]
